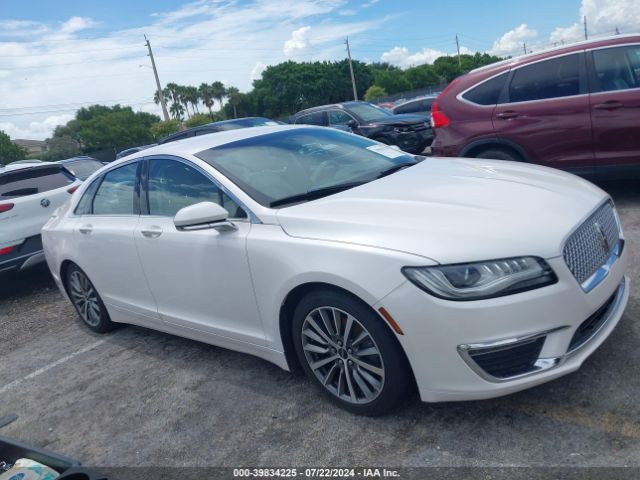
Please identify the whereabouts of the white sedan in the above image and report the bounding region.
[42,125,629,415]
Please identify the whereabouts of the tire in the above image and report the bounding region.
[292,289,409,416]
[474,147,522,162]
[65,264,116,333]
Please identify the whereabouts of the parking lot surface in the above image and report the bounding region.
[0,181,638,469]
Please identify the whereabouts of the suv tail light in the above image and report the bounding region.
[68,185,80,194]
[431,101,450,128]
[0,203,14,213]
[0,246,14,255]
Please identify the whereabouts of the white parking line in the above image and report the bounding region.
[0,339,107,395]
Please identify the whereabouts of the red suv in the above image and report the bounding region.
[431,35,640,178]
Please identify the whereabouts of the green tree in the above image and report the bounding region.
[210,81,227,116]
[199,83,215,119]
[150,120,182,140]
[0,131,27,164]
[404,64,439,89]
[226,86,241,118]
[41,135,81,161]
[185,113,213,128]
[363,85,387,101]
[184,86,201,115]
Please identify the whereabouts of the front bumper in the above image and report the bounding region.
[375,247,629,402]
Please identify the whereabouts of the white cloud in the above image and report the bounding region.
[0,114,73,141]
[381,46,447,68]
[551,0,640,44]
[362,0,380,7]
[0,0,386,140]
[489,24,537,56]
[284,26,312,56]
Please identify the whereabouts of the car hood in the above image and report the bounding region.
[367,114,429,126]
[275,158,608,263]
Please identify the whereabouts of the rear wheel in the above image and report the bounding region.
[474,147,522,162]
[66,264,115,333]
[292,289,409,416]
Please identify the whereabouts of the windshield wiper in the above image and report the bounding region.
[269,181,367,208]
[376,162,415,179]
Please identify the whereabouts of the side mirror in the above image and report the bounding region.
[173,201,237,232]
[346,119,358,129]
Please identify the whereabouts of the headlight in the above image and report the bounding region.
[402,257,557,301]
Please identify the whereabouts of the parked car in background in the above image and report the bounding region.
[291,101,432,154]
[392,95,438,116]
[43,125,628,415]
[7,159,44,165]
[158,117,282,144]
[0,162,80,274]
[116,144,156,160]
[431,34,640,178]
[58,156,104,180]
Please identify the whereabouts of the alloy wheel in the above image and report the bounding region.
[301,306,385,404]
[69,270,102,327]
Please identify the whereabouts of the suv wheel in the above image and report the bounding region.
[292,289,409,416]
[66,264,116,333]
[474,147,522,162]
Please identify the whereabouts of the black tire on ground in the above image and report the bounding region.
[474,148,522,162]
[65,263,116,333]
[292,289,410,416]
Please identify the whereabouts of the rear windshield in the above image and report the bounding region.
[63,159,102,180]
[0,166,74,199]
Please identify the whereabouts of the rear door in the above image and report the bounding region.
[0,165,78,247]
[587,44,640,173]
[72,160,159,324]
[493,52,594,174]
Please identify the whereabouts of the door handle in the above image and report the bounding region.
[593,100,623,110]
[496,111,519,119]
[78,225,93,234]
[140,226,163,239]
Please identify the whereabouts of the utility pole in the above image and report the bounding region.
[455,34,462,68]
[523,43,527,55]
[144,34,170,121]
[583,15,588,40]
[615,26,620,35]
[345,37,358,101]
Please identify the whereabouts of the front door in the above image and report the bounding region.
[134,157,264,346]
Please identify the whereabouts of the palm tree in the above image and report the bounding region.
[210,81,227,117]
[169,102,185,121]
[176,85,191,119]
[184,86,201,115]
[226,86,240,119]
[199,83,215,119]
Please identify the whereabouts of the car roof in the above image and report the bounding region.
[469,33,640,76]
[0,161,64,174]
[59,156,100,162]
[294,101,371,116]
[115,124,308,163]
[394,95,438,107]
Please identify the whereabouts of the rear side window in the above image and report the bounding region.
[0,166,74,199]
[295,112,325,126]
[592,46,640,92]
[393,101,418,114]
[92,162,138,215]
[462,73,508,105]
[508,54,580,103]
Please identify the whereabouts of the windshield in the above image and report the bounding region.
[347,103,393,122]
[195,128,415,207]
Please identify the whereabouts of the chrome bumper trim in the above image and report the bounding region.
[458,277,626,383]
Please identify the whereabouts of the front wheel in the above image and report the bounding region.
[66,264,116,333]
[292,290,409,416]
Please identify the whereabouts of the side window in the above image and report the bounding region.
[74,178,101,215]
[592,46,640,92]
[296,112,324,126]
[508,54,580,103]
[462,72,508,105]
[394,102,416,114]
[92,162,138,215]
[328,110,353,126]
[147,159,246,219]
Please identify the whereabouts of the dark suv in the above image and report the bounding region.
[291,101,432,154]
[431,35,640,177]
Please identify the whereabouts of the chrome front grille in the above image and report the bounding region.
[563,202,620,286]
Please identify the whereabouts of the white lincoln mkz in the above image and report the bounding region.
[42,125,629,415]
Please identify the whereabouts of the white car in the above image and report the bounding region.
[0,162,80,274]
[42,125,629,415]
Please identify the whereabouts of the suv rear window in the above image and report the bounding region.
[462,73,508,105]
[0,166,74,199]
[508,54,580,103]
[296,112,325,126]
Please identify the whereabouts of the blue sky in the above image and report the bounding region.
[1,0,638,139]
